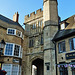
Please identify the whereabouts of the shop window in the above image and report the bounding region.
[72,67,75,75]
[58,41,66,53]
[69,38,75,51]
[59,66,68,75]
[4,43,22,58]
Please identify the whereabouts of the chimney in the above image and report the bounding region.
[13,12,19,23]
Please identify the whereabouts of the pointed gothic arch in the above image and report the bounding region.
[31,58,44,75]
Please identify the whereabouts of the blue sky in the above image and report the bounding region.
[0,0,75,28]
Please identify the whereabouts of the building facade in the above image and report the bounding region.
[53,15,75,75]
[23,0,58,75]
[0,12,24,75]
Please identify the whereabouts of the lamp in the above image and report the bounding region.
[0,39,6,55]
[0,39,6,49]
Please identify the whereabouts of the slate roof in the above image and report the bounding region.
[53,15,75,41]
[53,29,75,41]
[0,14,22,28]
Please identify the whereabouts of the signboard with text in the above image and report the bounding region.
[66,52,75,60]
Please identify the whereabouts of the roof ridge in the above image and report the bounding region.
[0,14,23,29]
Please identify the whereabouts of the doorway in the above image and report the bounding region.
[32,58,43,75]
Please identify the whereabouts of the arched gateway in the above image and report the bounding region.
[32,58,44,75]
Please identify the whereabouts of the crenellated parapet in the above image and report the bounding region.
[24,9,43,23]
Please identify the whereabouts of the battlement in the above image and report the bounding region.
[24,8,43,23]
[30,12,35,17]
[36,9,42,14]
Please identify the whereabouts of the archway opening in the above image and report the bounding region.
[32,58,43,75]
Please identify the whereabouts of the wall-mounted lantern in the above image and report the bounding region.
[0,39,6,55]
[45,62,50,70]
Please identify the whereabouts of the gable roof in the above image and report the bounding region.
[0,14,22,28]
[53,29,75,41]
[53,15,75,42]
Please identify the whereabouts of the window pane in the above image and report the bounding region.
[69,38,75,50]
[12,64,19,75]
[35,23,36,28]
[2,64,20,75]
[33,24,35,29]
[16,31,21,37]
[29,38,34,47]
[61,23,65,30]
[38,21,40,27]
[8,29,15,35]
[5,43,13,55]
[58,41,66,53]
[72,68,75,75]
[14,45,20,56]
[59,66,68,75]
[41,36,43,45]
[2,64,11,75]
[41,20,42,27]
[73,38,75,49]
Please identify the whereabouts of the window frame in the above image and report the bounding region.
[14,44,21,57]
[4,43,22,58]
[40,35,43,45]
[16,30,22,37]
[29,38,34,48]
[7,28,23,39]
[58,41,66,53]
[4,42,14,56]
[59,66,68,75]
[32,24,35,29]
[40,20,42,28]
[38,21,41,27]
[60,23,65,30]
[2,64,12,75]
[2,64,20,75]
[71,67,75,75]
[7,28,16,35]
[69,38,75,51]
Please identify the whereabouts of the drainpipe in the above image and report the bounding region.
[53,41,58,75]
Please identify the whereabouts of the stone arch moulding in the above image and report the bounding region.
[30,55,44,63]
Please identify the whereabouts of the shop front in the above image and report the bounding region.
[57,52,75,75]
